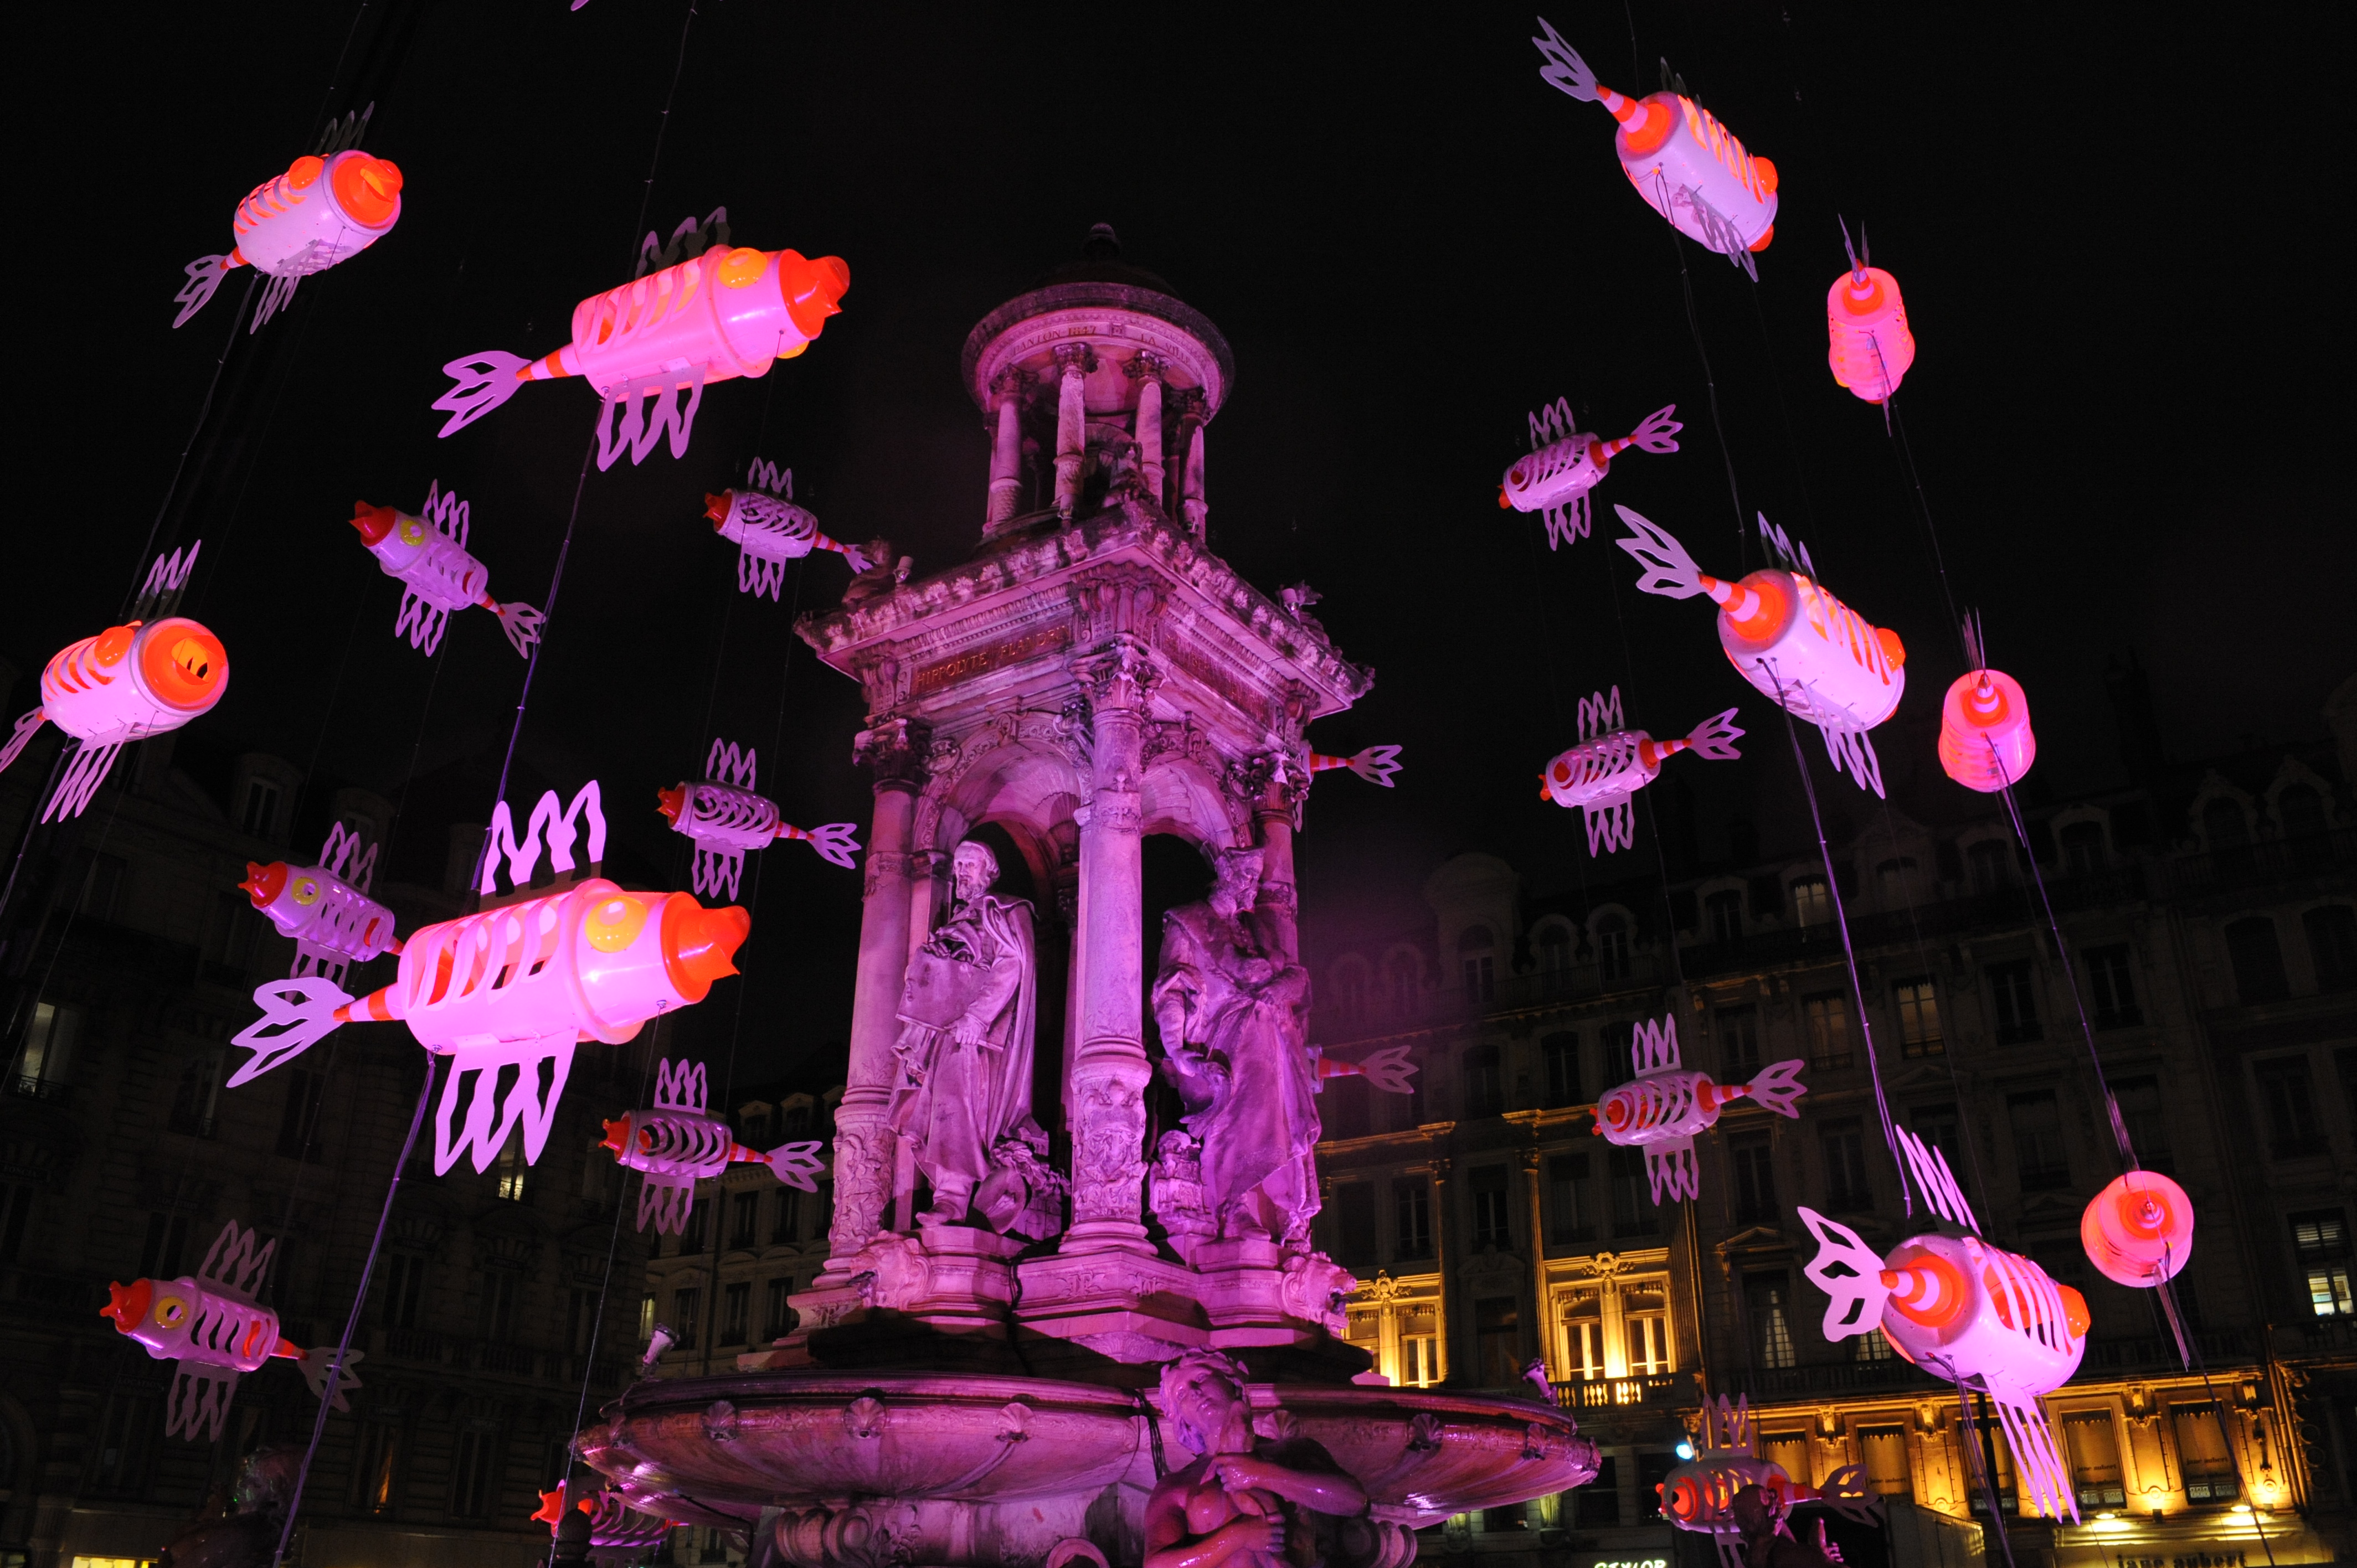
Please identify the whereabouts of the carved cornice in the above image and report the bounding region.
[853,718,933,790]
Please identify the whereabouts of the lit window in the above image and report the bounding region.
[2292,1210,2354,1317]
[1803,993,1852,1070]
[1893,978,1943,1058]
[1855,1327,1895,1362]
[492,1129,528,1201]
[1747,1276,1796,1370]
[1791,878,1831,927]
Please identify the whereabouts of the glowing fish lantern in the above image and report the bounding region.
[1532,20,1778,276]
[1,548,228,823]
[706,458,872,599]
[599,1058,825,1234]
[432,221,850,471]
[1594,1014,1805,1204]
[1501,399,1681,549]
[658,739,859,903]
[230,785,751,1177]
[532,1486,676,1550]
[1659,1396,1881,1566]
[241,822,402,989]
[1799,1130,2090,1522]
[1618,508,1906,796]
[1937,617,2035,793]
[1826,223,1914,406]
[1307,744,1404,788]
[174,112,403,333]
[350,484,544,658]
[1541,686,1740,855]
[2081,1170,2195,1290]
[100,1219,362,1442]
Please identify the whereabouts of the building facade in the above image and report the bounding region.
[1306,682,2357,1566]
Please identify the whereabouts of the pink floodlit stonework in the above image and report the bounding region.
[573,235,1597,1562]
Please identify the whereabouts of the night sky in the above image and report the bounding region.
[8,2,2351,1087]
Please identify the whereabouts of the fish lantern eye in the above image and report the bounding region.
[1603,1099,1628,1128]
[94,623,140,667]
[292,877,323,907]
[398,519,428,545]
[153,1294,188,1328]
[1508,467,1526,487]
[717,247,771,288]
[285,154,325,189]
[585,894,653,954]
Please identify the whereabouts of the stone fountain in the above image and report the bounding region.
[575,228,1596,1565]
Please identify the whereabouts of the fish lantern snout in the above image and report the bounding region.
[665,899,750,999]
[780,252,850,341]
[333,154,404,226]
[140,619,228,711]
[241,861,289,908]
[349,501,398,546]
[101,1278,152,1333]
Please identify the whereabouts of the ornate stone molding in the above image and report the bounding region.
[1051,343,1099,378]
[1068,637,1161,715]
[987,364,1036,401]
[855,718,933,790]
[1121,350,1165,382]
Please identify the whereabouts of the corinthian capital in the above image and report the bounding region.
[1052,343,1099,378]
[1123,350,1165,382]
[1069,637,1161,713]
[853,717,933,790]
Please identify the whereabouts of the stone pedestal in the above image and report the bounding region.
[758,1226,1027,1369]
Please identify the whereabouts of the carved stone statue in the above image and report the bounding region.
[888,840,1038,1227]
[1145,1349,1369,1568]
[156,1446,299,1568]
[1152,850,1319,1244]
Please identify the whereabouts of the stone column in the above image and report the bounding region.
[820,719,929,1277]
[1524,1148,1551,1376]
[1180,422,1208,537]
[1126,352,1166,507]
[1170,389,1207,531]
[1253,766,1301,966]
[984,368,1031,534]
[1428,1158,1453,1383]
[1061,636,1157,1256]
[1051,345,1097,518]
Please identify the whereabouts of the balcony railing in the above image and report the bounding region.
[1554,1374,1683,1410]
[2169,830,2357,896]
[2081,1328,2257,1373]
[1749,1359,1927,1399]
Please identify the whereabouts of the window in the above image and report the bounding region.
[12,1000,82,1097]
[1469,1165,1511,1250]
[1385,951,1421,1019]
[379,1254,425,1330]
[1637,1450,1678,1521]
[2063,1411,2125,1512]
[1594,915,1632,982]
[1536,924,1573,978]
[720,1282,750,1345]
[449,1427,499,1518]
[141,1213,191,1281]
[169,1052,222,1136]
[1624,1287,1670,1375]
[1541,1032,1580,1107]
[2305,905,2357,992]
[203,890,261,984]
[773,1187,801,1245]
[2292,1210,2353,1316]
[276,1070,325,1160]
[764,1277,795,1341]
[2203,796,2251,850]
[683,1198,711,1252]
[2256,1056,2325,1158]
[2171,1405,2240,1504]
[1855,1327,1895,1363]
[1732,1136,1778,1223]
[240,776,283,839]
[491,1127,527,1201]
[1803,992,1852,1070]
[2278,783,2327,838]
[1717,1006,1761,1079]
[1475,1296,1521,1388]
[2083,944,2140,1027]
[1746,1275,1797,1370]
[1322,1075,1374,1143]
[566,1288,598,1355]
[1547,1155,1591,1245]
[1859,1425,1911,1498]
[2059,821,2107,879]
[1565,1308,1605,1383]
[1607,1147,1658,1237]
[671,1288,701,1350]
[1821,1118,1870,1211]
[1876,857,1920,903]
[351,1420,400,1512]
[1334,1183,1377,1266]
[2008,1091,2070,1191]
[781,1100,814,1138]
[1791,878,1831,927]
[1394,1179,1432,1260]
[1962,1420,2019,1515]
[0,1183,32,1262]
[1460,1045,1504,1119]
[480,1271,517,1342]
[1580,1457,1620,1526]
[1458,925,1496,1004]
[1330,960,1368,1027]
[730,1191,760,1249]
[1707,889,1743,950]
[2226,917,2289,1003]
[1893,978,1943,1058]
[2112,1077,2172,1173]
[1911,1103,1964,1177]
[1967,839,2012,893]
[1399,1306,1441,1386]
[87,1392,158,1493]
[1987,960,2042,1044]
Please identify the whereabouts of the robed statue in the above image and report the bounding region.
[1152,850,1414,1246]
[888,840,1038,1227]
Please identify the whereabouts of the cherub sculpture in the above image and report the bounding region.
[1146,1349,1369,1568]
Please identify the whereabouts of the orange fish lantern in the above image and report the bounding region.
[433,212,848,470]
[174,112,403,333]
[2081,1170,2195,1290]
[1826,220,1915,405]
[1,549,229,822]
[1937,617,2035,793]
[1533,19,1777,276]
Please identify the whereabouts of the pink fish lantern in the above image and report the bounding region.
[1938,666,2035,792]
[1540,687,1740,856]
[1594,1015,1805,1204]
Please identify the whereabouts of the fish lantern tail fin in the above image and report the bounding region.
[1347,745,1403,787]
[228,978,356,1086]
[1820,1463,1884,1525]
[298,1345,364,1410]
[1613,507,1707,599]
[433,352,533,437]
[493,601,547,658]
[1745,1058,1808,1118]
[1627,403,1683,455]
[763,1140,826,1192]
[0,709,45,773]
[1531,16,1601,101]
[837,540,876,574]
[1797,1206,1892,1341]
[782,821,861,870]
[173,255,234,329]
[1685,708,1744,761]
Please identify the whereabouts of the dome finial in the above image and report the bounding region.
[1084,223,1121,260]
